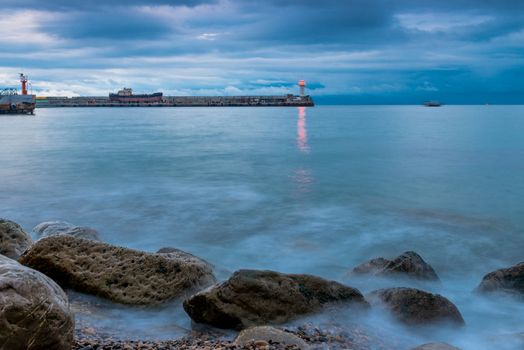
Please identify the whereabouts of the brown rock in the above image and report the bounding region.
[352,251,439,281]
[183,269,369,330]
[157,247,213,268]
[477,262,524,297]
[254,340,270,349]
[410,343,461,350]
[236,326,308,349]
[0,218,33,259]
[0,255,74,350]
[367,287,464,326]
[19,235,216,305]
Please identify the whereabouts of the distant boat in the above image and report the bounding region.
[424,101,442,107]
[109,88,163,103]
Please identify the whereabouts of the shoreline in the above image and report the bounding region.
[73,322,391,350]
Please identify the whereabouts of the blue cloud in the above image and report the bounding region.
[46,8,173,40]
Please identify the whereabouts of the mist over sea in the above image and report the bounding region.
[1,105,524,349]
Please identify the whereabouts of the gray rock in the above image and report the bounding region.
[477,262,524,297]
[380,251,440,281]
[0,218,33,259]
[19,235,216,305]
[236,326,308,349]
[410,343,461,350]
[0,254,74,350]
[183,269,369,330]
[352,257,390,275]
[33,220,101,241]
[367,287,464,326]
[352,251,439,281]
[33,220,74,235]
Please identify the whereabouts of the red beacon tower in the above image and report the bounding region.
[298,80,306,97]
[20,73,28,95]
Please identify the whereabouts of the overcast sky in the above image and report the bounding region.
[0,0,523,103]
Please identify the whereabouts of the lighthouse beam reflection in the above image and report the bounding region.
[297,106,309,153]
[293,106,313,194]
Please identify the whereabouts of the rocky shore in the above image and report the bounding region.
[1,218,524,349]
[73,323,395,350]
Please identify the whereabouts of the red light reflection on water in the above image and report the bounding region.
[293,107,313,194]
[292,168,313,193]
[297,106,309,153]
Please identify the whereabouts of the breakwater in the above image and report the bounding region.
[36,94,314,107]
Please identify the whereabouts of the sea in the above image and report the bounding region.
[1,105,524,349]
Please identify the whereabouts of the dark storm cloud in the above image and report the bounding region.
[42,8,173,40]
[0,0,522,102]
[232,2,402,46]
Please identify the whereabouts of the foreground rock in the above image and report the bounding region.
[184,269,369,330]
[352,251,439,281]
[236,326,308,349]
[367,288,464,326]
[157,246,214,267]
[33,220,101,241]
[19,235,216,305]
[0,255,74,350]
[410,343,461,350]
[477,262,524,297]
[0,218,33,259]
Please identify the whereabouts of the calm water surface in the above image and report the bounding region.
[1,106,524,348]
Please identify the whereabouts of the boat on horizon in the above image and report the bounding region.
[109,88,163,103]
[424,101,442,107]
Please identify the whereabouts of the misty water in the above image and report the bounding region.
[1,106,524,349]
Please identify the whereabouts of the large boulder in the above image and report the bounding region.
[33,220,101,241]
[0,218,33,259]
[410,343,461,350]
[157,247,213,267]
[367,288,464,326]
[352,251,439,281]
[183,269,369,330]
[477,262,524,297]
[0,255,74,350]
[19,235,216,305]
[235,326,308,349]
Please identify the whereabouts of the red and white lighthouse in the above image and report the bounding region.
[20,73,28,95]
[298,80,306,97]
